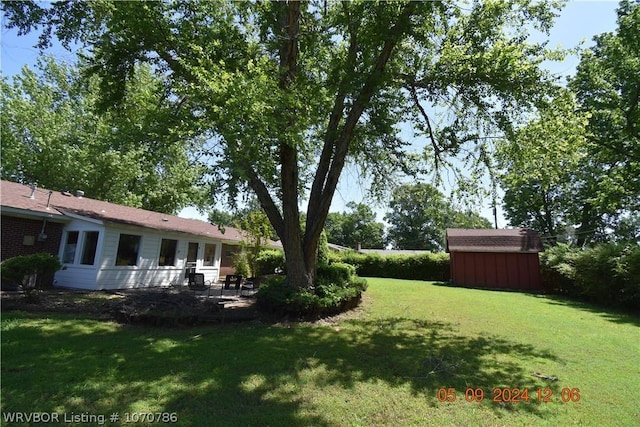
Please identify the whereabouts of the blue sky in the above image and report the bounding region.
[1,1,621,226]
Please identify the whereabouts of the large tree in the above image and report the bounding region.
[497,1,640,244]
[385,183,492,250]
[3,0,563,288]
[496,90,590,242]
[568,0,640,242]
[1,56,208,213]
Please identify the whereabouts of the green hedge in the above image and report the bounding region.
[255,249,450,281]
[540,243,640,310]
[334,251,450,281]
[255,249,286,276]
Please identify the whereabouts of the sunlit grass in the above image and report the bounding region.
[2,279,638,426]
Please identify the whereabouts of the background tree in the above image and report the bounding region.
[497,1,639,245]
[496,90,589,242]
[208,200,278,276]
[568,0,640,243]
[325,202,385,249]
[3,0,564,288]
[0,56,208,214]
[384,183,491,251]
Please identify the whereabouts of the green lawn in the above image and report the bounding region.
[2,278,639,426]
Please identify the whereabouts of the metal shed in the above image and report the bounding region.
[445,228,544,291]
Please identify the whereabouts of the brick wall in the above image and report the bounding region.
[1,215,64,261]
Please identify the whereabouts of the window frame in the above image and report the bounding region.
[203,243,217,267]
[115,233,142,266]
[158,238,178,267]
[62,231,79,264]
[80,231,100,265]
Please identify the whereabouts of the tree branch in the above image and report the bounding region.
[307,1,359,231]
[305,1,418,245]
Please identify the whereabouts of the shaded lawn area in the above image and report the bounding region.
[1,278,639,426]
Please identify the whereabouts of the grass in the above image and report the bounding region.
[1,278,639,426]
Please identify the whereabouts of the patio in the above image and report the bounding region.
[1,280,261,325]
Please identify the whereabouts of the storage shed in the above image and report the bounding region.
[445,228,544,291]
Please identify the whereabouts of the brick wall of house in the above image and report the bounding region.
[219,243,238,277]
[1,215,64,261]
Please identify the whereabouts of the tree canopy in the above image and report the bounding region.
[325,202,385,249]
[3,0,564,287]
[497,1,640,245]
[1,56,208,214]
[384,183,492,251]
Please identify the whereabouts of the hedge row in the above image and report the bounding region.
[334,251,450,281]
[540,243,640,310]
[256,249,450,282]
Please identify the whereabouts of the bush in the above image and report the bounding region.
[232,250,252,278]
[255,249,450,282]
[256,263,367,318]
[1,253,62,301]
[317,262,356,285]
[255,250,285,276]
[540,243,640,310]
[540,243,581,296]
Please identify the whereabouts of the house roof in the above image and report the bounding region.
[0,180,279,246]
[445,228,543,253]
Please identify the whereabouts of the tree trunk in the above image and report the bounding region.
[575,202,594,247]
[254,1,415,290]
[275,1,313,289]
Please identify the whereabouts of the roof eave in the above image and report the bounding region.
[1,206,68,222]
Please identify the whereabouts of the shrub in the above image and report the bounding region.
[0,253,62,301]
[540,244,580,296]
[540,243,640,310]
[255,249,450,282]
[255,250,285,276]
[318,230,330,266]
[256,263,367,318]
[317,262,356,285]
[232,250,252,278]
[334,251,450,281]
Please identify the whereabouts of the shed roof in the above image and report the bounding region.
[1,180,279,246]
[446,228,543,253]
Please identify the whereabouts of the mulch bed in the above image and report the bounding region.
[1,288,260,326]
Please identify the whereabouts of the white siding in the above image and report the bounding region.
[54,220,224,290]
[95,226,221,290]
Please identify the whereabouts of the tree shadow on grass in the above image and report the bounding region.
[431,281,640,326]
[1,312,563,425]
[531,294,640,327]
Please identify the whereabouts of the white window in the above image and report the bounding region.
[203,243,216,266]
[63,231,79,263]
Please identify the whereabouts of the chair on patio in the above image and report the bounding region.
[222,275,243,295]
[188,272,211,297]
[239,276,261,297]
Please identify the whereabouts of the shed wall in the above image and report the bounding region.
[450,252,542,290]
